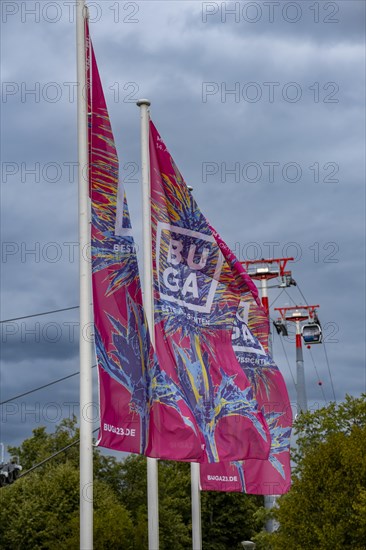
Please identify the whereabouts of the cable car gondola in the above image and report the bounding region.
[273,319,288,337]
[301,322,322,344]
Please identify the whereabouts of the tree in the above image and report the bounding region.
[7,417,79,471]
[201,490,263,550]
[2,418,265,549]
[256,394,366,550]
[0,461,135,550]
[293,393,366,467]
[118,456,263,550]
[1,418,134,549]
[117,456,192,549]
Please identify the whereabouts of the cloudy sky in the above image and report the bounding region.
[1,0,365,454]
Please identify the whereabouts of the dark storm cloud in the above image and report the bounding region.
[0,322,79,363]
[0,364,99,449]
[194,0,365,43]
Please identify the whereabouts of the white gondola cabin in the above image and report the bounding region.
[301,322,322,344]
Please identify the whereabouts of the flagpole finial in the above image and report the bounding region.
[137,99,151,107]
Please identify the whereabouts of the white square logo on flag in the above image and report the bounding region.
[156,222,224,313]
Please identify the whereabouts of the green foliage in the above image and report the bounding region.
[293,393,366,468]
[158,461,192,549]
[201,491,263,550]
[2,418,265,549]
[2,418,135,549]
[0,462,134,550]
[117,457,192,549]
[118,456,263,550]
[7,417,80,471]
[251,507,275,550]
[263,394,366,550]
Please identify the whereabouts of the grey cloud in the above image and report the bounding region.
[193,0,365,44]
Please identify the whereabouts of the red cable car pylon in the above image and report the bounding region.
[274,305,320,414]
[241,257,295,533]
[241,257,295,354]
[242,257,295,312]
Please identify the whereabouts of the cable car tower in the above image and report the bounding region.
[274,305,321,413]
[241,258,295,533]
[242,257,296,355]
[242,257,296,315]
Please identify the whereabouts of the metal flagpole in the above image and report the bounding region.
[191,462,202,550]
[258,276,277,533]
[186,184,202,550]
[76,1,93,548]
[295,320,308,413]
[137,99,159,550]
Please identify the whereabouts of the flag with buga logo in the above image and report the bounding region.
[88,17,289,465]
[88,23,269,464]
[200,235,292,494]
[147,120,272,463]
[88,20,151,454]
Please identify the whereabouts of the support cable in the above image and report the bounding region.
[323,343,337,402]
[0,306,79,324]
[283,289,297,306]
[272,323,297,392]
[307,347,327,402]
[296,285,309,306]
[0,365,97,406]
[295,283,337,403]
[8,428,99,482]
[269,289,285,309]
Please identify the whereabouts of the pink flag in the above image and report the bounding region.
[200,236,292,494]
[148,121,272,463]
[88,20,290,469]
[88,22,151,454]
[88,24,267,463]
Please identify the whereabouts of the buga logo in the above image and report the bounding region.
[156,222,224,313]
[232,301,266,357]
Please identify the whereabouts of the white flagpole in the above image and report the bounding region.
[76,1,93,548]
[137,99,159,550]
[188,181,202,550]
[191,462,202,550]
